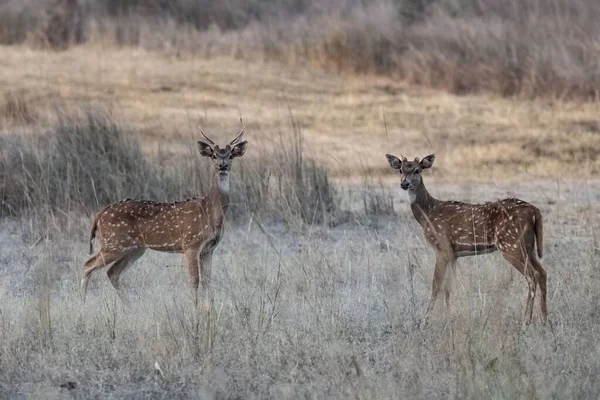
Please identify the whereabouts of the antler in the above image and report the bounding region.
[198,125,216,146]
[229,118,245,146]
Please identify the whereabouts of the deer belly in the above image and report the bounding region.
[145,240,184,253]
[453,242,496,257]
[139,229,185,252]
[201,232,222,252]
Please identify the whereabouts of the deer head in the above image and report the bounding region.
[197,119,248,175]
[385,153,435,191]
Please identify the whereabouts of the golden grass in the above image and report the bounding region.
[1,45,599,180]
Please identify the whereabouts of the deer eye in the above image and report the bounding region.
[211,154,217,160]
[415,170,420,174]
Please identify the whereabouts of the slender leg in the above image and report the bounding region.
[443,257,457,312]
[499,248,536,325]
[525,271,537,324]
[421,250,453,328]
[81,251,124,302]
[199,250,213,308]
[184,248,200,305]
[529,255,548,323]
[106,248,146,305]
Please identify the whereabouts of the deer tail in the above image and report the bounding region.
[534,208,543,259]
[89,212,100,255]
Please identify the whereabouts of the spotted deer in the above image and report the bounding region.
[81,122,248,304]
[385,153,547,325]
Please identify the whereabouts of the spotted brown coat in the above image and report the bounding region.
[386,153,547,325]
[81,122,248,304]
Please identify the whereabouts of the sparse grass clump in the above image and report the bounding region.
[261,126,339,225]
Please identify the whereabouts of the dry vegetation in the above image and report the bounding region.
[2,0,600,99]
[0,46,599,180]
[1,0,600,398]
[1,183,599,398]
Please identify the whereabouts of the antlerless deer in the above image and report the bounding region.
[82,120,248,305]
[385,153,547,325]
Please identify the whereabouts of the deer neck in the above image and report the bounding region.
[409,183,435,225]
[209,171,231,217]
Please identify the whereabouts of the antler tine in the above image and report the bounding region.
[229,118,245,146]
[198,125,216,146]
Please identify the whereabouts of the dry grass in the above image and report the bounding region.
[0,179,599,398]
[0,105,341,236]
[1,46,599,181]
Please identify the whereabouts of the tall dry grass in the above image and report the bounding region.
[2,0,600,99]
[0,105,348,238]
[1,195,599,397]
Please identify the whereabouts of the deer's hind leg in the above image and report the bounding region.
[106,248,146,304]
[498,242,537,325]
[81,251,125,302]
[528,252,547,323]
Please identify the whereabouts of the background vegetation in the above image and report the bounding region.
[2,0,600,98]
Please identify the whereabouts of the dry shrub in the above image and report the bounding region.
[250,0,600,99]
[0,106,340,233]
[0,107,153,218]
[2,0,600,98]
[0,0,83,50]
[397,1,600,98]
[0,0,45,45]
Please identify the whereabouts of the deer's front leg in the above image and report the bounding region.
[422,250,454,328]
[198,250,213,307]
[184,248,200,304]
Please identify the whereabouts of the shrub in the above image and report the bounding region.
[0,106,340,232]
[2,0,600,98]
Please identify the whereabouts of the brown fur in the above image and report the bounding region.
[534,208,543,259]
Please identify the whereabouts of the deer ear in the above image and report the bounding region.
[420,154,435,169]
[197,141,214,157]
[385,154,402,170]
[231,140,248,158]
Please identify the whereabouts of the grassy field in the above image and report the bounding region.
[0,36,600,398]
[1,46,599,180]
[1,180,599,398]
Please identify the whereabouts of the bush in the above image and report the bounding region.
[2,0,600,98]
[1,108,152,216]
[0,107,340,232]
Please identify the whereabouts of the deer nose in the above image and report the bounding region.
[400,180,409,190]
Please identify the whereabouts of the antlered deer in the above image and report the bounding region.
[385,153,547,325]
[81,121,248,304]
